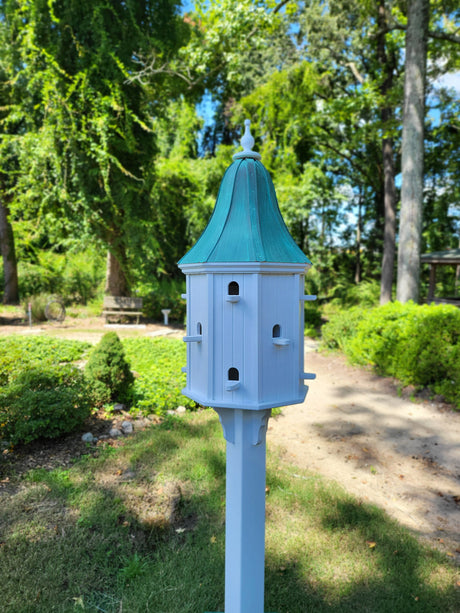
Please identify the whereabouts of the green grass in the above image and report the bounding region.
[1,410,458,613]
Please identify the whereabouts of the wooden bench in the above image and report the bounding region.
[102,296,143,324]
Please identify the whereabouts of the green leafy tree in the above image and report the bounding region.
[0,1,23,304]
[6,0,190,296]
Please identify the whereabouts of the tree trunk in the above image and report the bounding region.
[455,238,460,296]
[105,249,129,296]
[355,192,362,285]
[0,201,19,305]
[378,0,397,305]
[396,0,429,303]
[380,134,397,303]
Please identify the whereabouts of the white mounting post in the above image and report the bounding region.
[214,408,272,613]
[161,308,171,325]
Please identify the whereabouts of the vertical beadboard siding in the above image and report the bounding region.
[187,274,208,400]
[207,274,215,403]
[181,264,309,410]
[260,274,298,405]
[298,274,308,397]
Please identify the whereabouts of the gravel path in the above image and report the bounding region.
[268,342,460,560]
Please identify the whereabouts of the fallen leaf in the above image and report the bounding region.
[362,447,369,452]
[446,552,455,557]
[210,535,217,544]
[366,541,376,549]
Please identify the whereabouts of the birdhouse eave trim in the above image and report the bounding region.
[181,388,308,411]
[179,261,311,275]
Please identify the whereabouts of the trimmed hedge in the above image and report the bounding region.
[322,302,460,408]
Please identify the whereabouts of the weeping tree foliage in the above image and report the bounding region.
[0,1,22,304]
[3,0,190,296]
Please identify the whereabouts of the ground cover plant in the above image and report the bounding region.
[0,336,91,386]
[0,410,458,612]
[322,302,460,408]
[123,337,196,414]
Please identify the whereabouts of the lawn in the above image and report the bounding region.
[1,409,459,613]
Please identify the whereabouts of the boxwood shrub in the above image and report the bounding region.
[322,302,460,408]
[0,364,93,445]
[85,332,134,406]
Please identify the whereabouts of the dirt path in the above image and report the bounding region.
[268,341,460,559]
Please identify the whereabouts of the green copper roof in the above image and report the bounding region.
[179,157,310,265]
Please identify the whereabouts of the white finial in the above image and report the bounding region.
[233,119,262,161]
[241,119,255,152]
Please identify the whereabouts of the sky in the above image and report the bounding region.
[433,70,460,94]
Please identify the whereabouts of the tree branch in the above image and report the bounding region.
[274,0,291,14]
[375,21,460,45]
[428,29,460,45]
[345,62,365,84]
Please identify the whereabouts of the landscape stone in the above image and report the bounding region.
[81,432,94,443]
[112,403,125,412]
[121,421,133,434]
[109,428,122,438]
[176,406,187,414]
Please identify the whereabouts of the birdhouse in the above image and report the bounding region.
[178,120,315,412]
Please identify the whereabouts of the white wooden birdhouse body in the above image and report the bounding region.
[181,263,309,410]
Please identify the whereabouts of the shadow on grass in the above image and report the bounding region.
[0,412,458,613]
[264,493,459,613]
